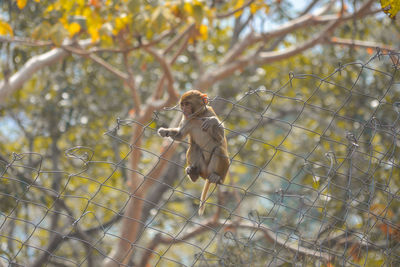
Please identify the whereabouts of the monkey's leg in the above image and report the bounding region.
[186,143,205,182]
[207,147,229,184]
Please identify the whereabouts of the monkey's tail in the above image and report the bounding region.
[198,180,210,216]
[199,179,217,216]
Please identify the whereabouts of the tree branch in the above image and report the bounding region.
[123,53,141,114]
[0,39,91,105]
[327,37,395,51]
[216,0,256,19]
[140,219,332,266]
[195,0,376,90]
[88,54,129,80]
[218,0,375,67]
[142,47,178,111]
[152,24,194,101]
[0,36,53,47]
[195,20,337,90]
[163,23,195,56]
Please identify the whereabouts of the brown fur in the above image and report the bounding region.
[158,90,229,215]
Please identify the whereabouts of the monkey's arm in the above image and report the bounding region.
[201,116,225,142]
[158,121,189,141]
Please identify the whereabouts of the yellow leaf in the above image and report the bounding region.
[67,22,81,37]
[234,0,244,18]
[381,0,400,19]
[89,26,99,42]
[59,16,68,26]
[76,0,85,7]
[198,24,208,40]
[170,4,181,18]
[83,6,92,17]
[0,20,13,36]
[62,0,74,12]
[17,0,27,9]
[205,6,216,21]
[250,3,258,14]
[100,34,113,46]
[45,4,54,13]
[263,4,270,14]
[34,0,40,2]
[250,0,269,15]
[115,17,124,31]
[183,2,192,15]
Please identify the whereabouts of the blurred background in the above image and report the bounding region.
[0,0,399,266]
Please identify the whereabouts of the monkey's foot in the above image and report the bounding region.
[208,173,222,184]
[186,166,199,182]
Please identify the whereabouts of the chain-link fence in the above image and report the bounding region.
[1,51,400,266]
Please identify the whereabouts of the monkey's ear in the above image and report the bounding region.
[201,93,208,105]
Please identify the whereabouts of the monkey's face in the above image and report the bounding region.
[180,92,206,118]
[181,101,193,117]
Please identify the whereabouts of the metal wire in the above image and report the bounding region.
[1,51,400,266]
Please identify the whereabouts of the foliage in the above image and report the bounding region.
[381,0,400,19]
[0,0,399,266]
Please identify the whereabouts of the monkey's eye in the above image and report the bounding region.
[181,102,190,107]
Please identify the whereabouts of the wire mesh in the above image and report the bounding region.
[1,50,400,266]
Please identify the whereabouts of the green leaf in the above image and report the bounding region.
[50,23,68,46]
[192,3,204,24]
[32,21,51,40]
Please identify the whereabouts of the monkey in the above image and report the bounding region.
[158,90,229,215]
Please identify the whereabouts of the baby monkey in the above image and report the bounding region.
[158,90,229,215]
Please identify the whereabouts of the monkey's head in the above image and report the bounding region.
[180,90,208,118]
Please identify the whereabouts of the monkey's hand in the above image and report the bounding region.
[158,128,170,137]
[186,165,200,182]
[201,117,219,131]
[186,165,198,175]
[158,127,181,139]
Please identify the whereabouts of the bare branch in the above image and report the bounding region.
[123,53,141,114]
[0,39,92,104]
[301,0,321,15]
[140,219,332,267]
[219,3,330,65]
[0,39,89,104]
[143,47,178,106]
[220,32,257,66]
[81,28,176,54]
[256,21,339,63]
[327,37,395,51]
[152,26,193,103]
[219,0,375,66]
[88,54,129,80]
[163,23,195,56]
[195,20,335,90]
[62,45,133,82]
[216,0,256,19]
[0,36,53,47]
[196,0,376,90]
